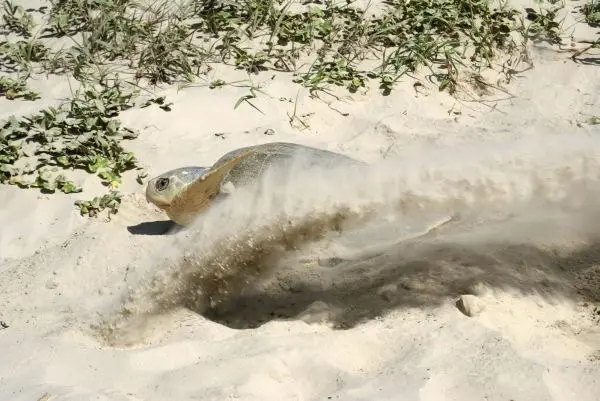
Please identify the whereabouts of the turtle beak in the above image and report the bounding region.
[145,178,156,203]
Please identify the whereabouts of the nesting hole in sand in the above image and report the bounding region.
[94,215,600,350]
[199,239,600,330]
[95,197,600,350]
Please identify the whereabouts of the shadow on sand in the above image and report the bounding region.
[200,239,600,330]
[127,220,178,236]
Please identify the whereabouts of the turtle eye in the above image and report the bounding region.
[155,177,170,191]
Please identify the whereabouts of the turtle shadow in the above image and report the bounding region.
[200,239,600,330]
[127,220,179,236]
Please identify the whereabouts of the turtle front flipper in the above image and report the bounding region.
[167,149,257,226]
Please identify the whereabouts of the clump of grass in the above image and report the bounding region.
[0,75,39,99]
[524,4,564,45]
[583,0,600,26]
[43,0,206,84]
[1,0,34,37]
[0,39,52,74]
[571,2,600,69]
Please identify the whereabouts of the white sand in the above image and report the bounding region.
[2,1,600,400]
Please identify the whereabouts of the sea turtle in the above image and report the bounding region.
[145,142,367,226]
[146,141,459,267]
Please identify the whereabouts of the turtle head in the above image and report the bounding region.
[146,166,209,212]
[145,149,257,226]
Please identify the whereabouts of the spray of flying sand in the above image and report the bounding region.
[96,132,600,345]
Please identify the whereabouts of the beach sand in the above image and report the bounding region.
[1,0,600,400]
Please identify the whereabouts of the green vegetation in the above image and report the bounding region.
[75,190,121,218]
[0,0,567,217]
[576,1,600,125]
[0,75,39,99]
[0,81,139,191]
[583,0,600,26]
